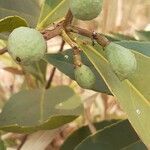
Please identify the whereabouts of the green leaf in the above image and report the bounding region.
[108,33,136,41]
[0,86,82,133]
[0,33,8,40]
[0,16,28,33]
[44,50,111,95]
[123,141,147,150]
[135,30,150,41]
[71,32,150,57]
[62,120,146,150]
[61,120,119,150]
[37,0,70,29]
[116,41,150,57]
[77,41,150,146]
[23,59,47,84]
[55,95,81,110]
[0,140,6,150]
[0,0,40,27]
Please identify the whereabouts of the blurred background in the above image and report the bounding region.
[0,0,150,149]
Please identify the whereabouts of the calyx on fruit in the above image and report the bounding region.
[74,64,96,89]
[105,42,137,80]
[70,0,103,21]
[7,27,46,65]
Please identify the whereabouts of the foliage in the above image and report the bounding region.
[0,0,149,149]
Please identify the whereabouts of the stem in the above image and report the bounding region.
[67,26,110,47]
[45,67,56,89]
[41,21,64,41]
[63,9,73,28]
[0,47,7,55]
[40,20,110,48]
[61,30,82,67]
[45,40,65,89]
[40,10,73,41]
[61,30,77,48]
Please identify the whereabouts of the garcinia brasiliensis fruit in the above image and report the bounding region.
[70,0,103,21]
[74,64,96,89]
[105,42,137,80]
[7,27,46,65]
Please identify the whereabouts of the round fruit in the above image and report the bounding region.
[105,42,137,80]
[74,65,96,89]
[7,27,46,65]
[70,0,103,21]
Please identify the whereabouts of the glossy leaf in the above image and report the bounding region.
[108,33,136,41]
[0,16,28,33]
[44,50,111,95]
[135,30,150,41]
[37,0,70,29]
[123,141,147,150]
[0,0,40,27]
[71,33,150,57]
[55,95,81,110]
[61,120,146,150]
[77,41,150,146]
[0,86,82,133]
[61,120,119,150]
[116,41,150,57]
[64,120,146,150]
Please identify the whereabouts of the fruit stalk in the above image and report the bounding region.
[61,30,82,67]
[67,26,110,47]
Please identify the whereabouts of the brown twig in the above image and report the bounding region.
[45,40,65,89]
[41,17,110,48]
[42,21,64,41]
[63,9,73,28]
[45,67,56,89]
[67,26,110,47]
[41,10,73,41]
[0,47,7,55]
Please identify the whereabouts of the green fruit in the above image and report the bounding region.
[70,0,103,21]
[7,27,46,65]
[74,65,96,89]
[105,42,137,80]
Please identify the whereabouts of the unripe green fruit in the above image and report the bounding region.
[70,0,103,21]
[7,27,46,65]
[105,42,137,80]
[74,65,96,89]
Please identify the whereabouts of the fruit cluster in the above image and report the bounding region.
[7,0,137,90]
